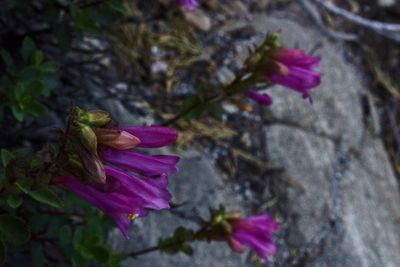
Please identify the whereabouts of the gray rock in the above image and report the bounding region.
[109,150,247,267]
[183,10,212,32]
[261,15,400,267]
[378,0,396,7]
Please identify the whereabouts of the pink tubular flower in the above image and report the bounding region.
[266,48,322,99]
[228,214,279,260]
[178,0,199,10]
[57,166,171,239]
[58,121,180,239]
[101,149,179,177]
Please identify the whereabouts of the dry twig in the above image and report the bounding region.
[312,0,400,42]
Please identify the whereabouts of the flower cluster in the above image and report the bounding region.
[178,0,199,10]
[248,47,322,105]
[56,108,179,239]
[227,214,280,260]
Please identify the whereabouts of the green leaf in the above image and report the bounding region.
[81,218,103,246]
[6,195,23,208]
[69,3,101,34]
[30,159,41,169]
[179,95,200,114]
[0,215,31,244]
[209,102,223,120]
[187,103,207,119]
[159,227,195,255]
[1,149,14,167]
[84,246,110,263]
[14,83,27,101]
[32,245,45,267]
[27,188,63,208]
[21,37,36,63]
[39,62,59,74]
[0,239,5,267]
[107,254,124,267]
[28,101,48,117]
[25,80,45,98]
[11,106,25,121]
[19,66,42,83]
[33,51,44,65]
[71,251,86,267]
[73,228,83,250]
[108,1,129,15]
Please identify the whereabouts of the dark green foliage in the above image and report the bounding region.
[0,215,31,244]
[159,227,195,256]
[0,37,59,121]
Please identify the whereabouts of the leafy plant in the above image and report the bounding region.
[0,37,59,121]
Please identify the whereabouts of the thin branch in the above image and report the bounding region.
[312,0,400,41]
[300,0,358,41]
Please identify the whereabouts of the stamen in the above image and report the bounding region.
[128,213,138,220]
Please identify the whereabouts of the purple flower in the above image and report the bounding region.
[228,214,279,260]
[178,0,199,10]
[266,48,322,99]
[57,124,180,239]
[101,148,179,177]
[57,166,171,239]
[247,89,273,106]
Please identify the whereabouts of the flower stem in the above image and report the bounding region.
[127,245,163,257]
[126,240,187,258]
[163,71,258,126]
[126,226,210,258]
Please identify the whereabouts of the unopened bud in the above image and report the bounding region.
[94,128,140,150]
[76,147,106,184]
[226,212,242,220]
[78,109,111,127]
[65,155,86,180]
[78,123,98,155]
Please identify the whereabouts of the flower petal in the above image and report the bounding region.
[117,126,178,148]
[102,148,179,176]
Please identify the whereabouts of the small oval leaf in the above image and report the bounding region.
[6,195,23,209]
[0,215,30,244]
[28,188,63,209]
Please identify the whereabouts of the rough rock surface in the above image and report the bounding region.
[261,15,400,267]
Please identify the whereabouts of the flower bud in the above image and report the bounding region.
[76,147,106,184]
[94,128,140,150]
[78,123,98,156]
[78,109,111,127]
[226,211,242,220]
